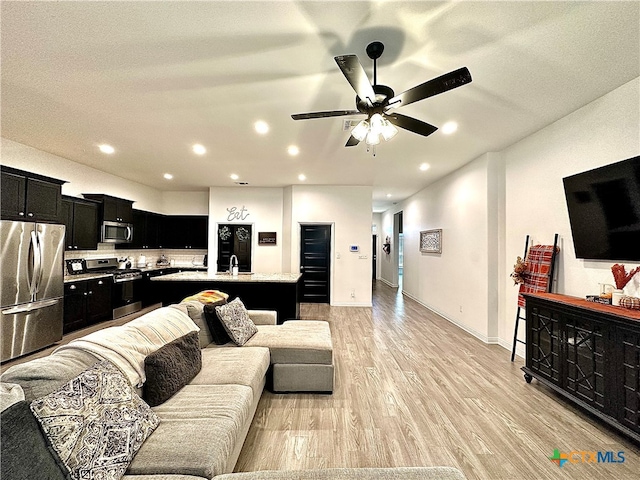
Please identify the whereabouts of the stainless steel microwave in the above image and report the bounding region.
[102,221,133,244]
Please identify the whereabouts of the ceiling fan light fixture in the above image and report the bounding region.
[369,113,385,135]
[365,130,381,146]
[351,119,369,141]
[381,120,398,141]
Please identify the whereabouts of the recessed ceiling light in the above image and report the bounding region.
[192,144,206,155]
[98,144,115,154]
[419,163,430,171]
[386,193,392,198]
[287,145,299,156]
[442,121,458,134]
[298,174,306,181]
[163,173,173,180]
[230,173,239,180]
[254,120,269,135]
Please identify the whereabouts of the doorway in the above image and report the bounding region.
[299,224,331,303]
[372,234,377,280]
[216,224,252,272]
[393,211,403,289]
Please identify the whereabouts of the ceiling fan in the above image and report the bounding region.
[291,41,472,147]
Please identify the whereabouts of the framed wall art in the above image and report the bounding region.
[420,229,442,254]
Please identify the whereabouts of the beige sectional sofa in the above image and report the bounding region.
[1,300,464,480]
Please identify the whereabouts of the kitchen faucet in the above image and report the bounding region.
[229,255,238,273]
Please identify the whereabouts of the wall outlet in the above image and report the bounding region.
[336,252,341,259]
[350,289,355,298]
[459,305,463,313]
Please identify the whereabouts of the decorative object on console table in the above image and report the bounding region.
[611,263,640,291]
[420,229,442,254]
[619,295,640,310]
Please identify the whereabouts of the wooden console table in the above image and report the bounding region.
[522,292,640,443]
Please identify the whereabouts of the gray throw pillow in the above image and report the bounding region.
[180,301,211,347]
[1,400,68,480]
[214,297,258,346]
[30,360,160,480]
[143,331,202,407]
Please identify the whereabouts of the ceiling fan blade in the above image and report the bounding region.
[291,110,361,120]
[345,135,360,147]
[388,67,472,108]
[385,113,438,137]
[334,55,376,103]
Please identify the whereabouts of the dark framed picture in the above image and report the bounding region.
[258,232,277,245]
[420,229,442,254]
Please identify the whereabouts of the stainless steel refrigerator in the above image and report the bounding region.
[1,220,65,362]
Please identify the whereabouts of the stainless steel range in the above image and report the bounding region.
[83,258,143,319]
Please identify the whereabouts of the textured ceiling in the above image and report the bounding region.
[2,1,638,211]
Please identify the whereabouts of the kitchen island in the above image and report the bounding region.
[151,271,302,323]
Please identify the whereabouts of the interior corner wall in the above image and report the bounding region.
[289,185,373,306]
[502,77,640,352]
[162,192,209,215]
[397,154,494,341]
[208,187,284,274]
[0,138,164,212]
[282,186,293,272]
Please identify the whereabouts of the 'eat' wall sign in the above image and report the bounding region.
[227,206,250,221]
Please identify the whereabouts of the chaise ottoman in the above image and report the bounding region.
[243,320,334,393]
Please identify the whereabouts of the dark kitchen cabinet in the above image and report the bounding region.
[83,194,133,223]
[122,209,163,249]
[161,215,208,249]
[61,196,99,250]
[1,166,65,223]
[522,293,640,443]
[141,268,175,307]
[63,278,112,333]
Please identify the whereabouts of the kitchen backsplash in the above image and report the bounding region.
[64,244,207,270]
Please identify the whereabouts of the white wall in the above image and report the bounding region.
[208,187,284,274]
[383,153,497,341]
[503,77,640,351]
[162,192,209,215]
[379,77,640,353]
[1,138,163,212]
[1,138,208,215]
[289,186,373,306]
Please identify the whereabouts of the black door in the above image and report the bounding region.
[217,224,252,272]
[372,234,377,280]
[300,225,331,303]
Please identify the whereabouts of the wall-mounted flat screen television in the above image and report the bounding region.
[563,155,640,261]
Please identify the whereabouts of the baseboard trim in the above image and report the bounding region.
[402,290,499,346]
[378,278,398,288]
[330,302,373,307]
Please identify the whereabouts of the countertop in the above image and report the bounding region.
[150,271,302,283]
[63,265,206,283]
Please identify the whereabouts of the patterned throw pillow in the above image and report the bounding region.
[215,297,258,346]
[30,361,160,480]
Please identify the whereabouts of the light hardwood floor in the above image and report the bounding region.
[236,282,639,479]
[3,284,638,478]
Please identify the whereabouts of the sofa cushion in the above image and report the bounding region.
[244,321,333,365]
[203,303,233,345]
[54,306,199,388]
[215,298,258,346]
[0,400,68,480]
[0,349,99,401]
[127,384,254,479]
[30,360,160,480]
[192,347,270,397]
[122,476,208,480]
[212,467,467,479]
[144,331,202,407]
[180,300,215,347]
